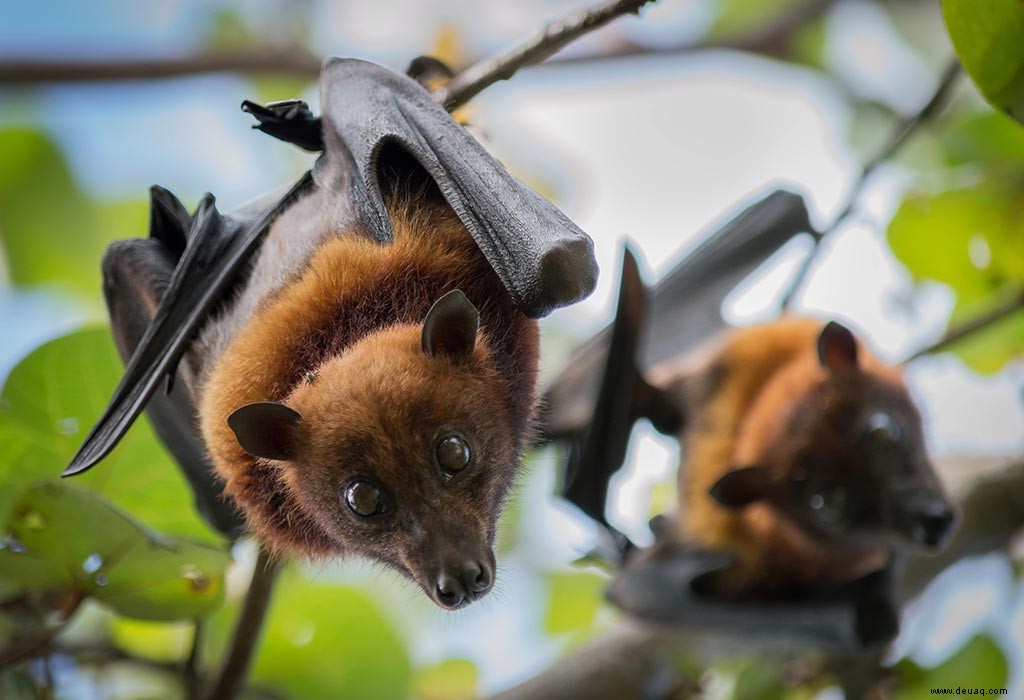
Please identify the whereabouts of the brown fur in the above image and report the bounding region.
[671,318,918,596]
[199,194,539,565]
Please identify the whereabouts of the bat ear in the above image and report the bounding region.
[422,290,479,359]
[817,321,858,373]
[227,401,302,461]
[709,466,771,508]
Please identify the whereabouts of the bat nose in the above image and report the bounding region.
[435,560,493,609]
[904,499,956,550]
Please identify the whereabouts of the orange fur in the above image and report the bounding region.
[199,197,539,557]
[675,318,900,595]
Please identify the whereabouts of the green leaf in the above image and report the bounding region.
[941,111,1024,168]
[0,328,221,542]
[412,658,479,700]
[710,0,807,41]
[888,188,1019,303]
[0,129,145,298]
[943,0,1024,123]
[0,482,229,620]
[887,185,1024,372]
[544,571,606,636]
[110,618,194,664]
[204,568,412,700]
[729,657,785,700]
[893,635,1008,699]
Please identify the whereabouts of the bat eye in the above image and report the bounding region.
[863,411,901,444]
[809,486,846,525]
[436,435,471,479]
[345,479,387,517]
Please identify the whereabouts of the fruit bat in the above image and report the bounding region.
[540,192,913,649]
[63,58,598,609]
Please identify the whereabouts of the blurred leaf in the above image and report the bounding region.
[110,618,194,664]
[941,111,1024,168]
[246,76,316,108]
[0,482,229,620]
[0,668,41,700]
[943,0,1024,123]
[0,129,143,298]
[888,185,1024,371]
[888,187,1017,304]
[710,0,807,40]
[648,479,676,520]
[412,658,478,700]
[0,328,221,542]
[730,657,785,700]
[203,8,252,50]
[893,635,1008,699]
[205,569,411,700]
[544,571,606,636]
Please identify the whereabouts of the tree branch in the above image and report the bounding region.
[905,288,1024,362]
[0,50,322,85]
[780,59,962,309]
[490,456,1024,699]
[0,0,838,95]
[204,547,281,700]
[433,0,658,111]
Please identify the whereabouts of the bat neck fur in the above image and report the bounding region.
[199,190,539,554]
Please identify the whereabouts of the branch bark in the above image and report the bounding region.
[0,0,836,93]
[0,50,322,85]
[780,60,962,309]
[490,457,1024,700]
[905,288,1024,362]
[433,0,657,111]
[204,547,281,700]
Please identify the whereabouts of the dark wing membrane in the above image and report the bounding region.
[542,189,813,443]
[63,172,314,478]
[101,236,243,537]
[563,246,682,532]
[315,58,598,319]
[607,548,898,652]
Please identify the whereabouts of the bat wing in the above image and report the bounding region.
[315,58,598,319]
[544,189,813,442]
[562,246,682,534]
[99,201,244,537]
[63,173,314,478]
[543,190,812,544]
[607,546,899,651]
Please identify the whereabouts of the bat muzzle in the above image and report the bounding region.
[893,493,957,551]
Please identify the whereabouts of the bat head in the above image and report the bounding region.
[710,321,956,554]
[228,290,518,609]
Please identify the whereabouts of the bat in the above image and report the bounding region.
[542,190,953,649]
[63,58,598,609]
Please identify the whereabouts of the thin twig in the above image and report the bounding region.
[906,289,1024,362]
[205,547,282,700]
[780,60,962,310]
[435,0,658,111]
[0,50,322,85]
[0,591,84,667]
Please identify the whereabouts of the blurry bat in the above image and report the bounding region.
[64,58,598,609]
[671,318,956,598]
[545,202,955,647]
[545,189,814,540]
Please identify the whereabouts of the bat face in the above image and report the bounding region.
[712,322,956,554]
[228,292,519,609]
[771,374,955,552]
